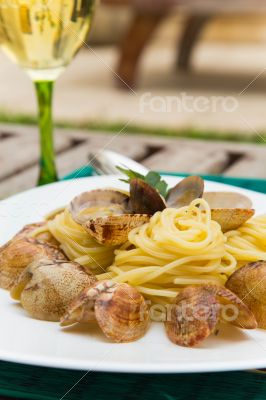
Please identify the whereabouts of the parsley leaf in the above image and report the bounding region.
[117,166,169,198]
[116,166,145,181]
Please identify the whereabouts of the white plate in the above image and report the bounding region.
[0,175,266,373]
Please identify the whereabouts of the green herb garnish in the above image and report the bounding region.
[117,167,169,199]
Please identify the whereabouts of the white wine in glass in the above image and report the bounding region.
[0,0,95,184]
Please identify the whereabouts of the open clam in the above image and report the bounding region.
[0,223,66,290]
[203,192,254,232]
[165,284,257,347]
[69,187,153,246]
[84,214,150,246]
[226,261,266,329]
[167,176,204,208]
[130,178,166,214]
[70,189,131,225]
[61,280,150,343]
[130,175,204,212]
[69,176,206,246]
[11,258,97,322]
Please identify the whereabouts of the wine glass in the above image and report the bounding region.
[0,0,95,185]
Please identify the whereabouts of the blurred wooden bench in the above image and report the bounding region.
[103,0,266,88]
[0,123,266,199]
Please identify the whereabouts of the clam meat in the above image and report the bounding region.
[69,176,206,246]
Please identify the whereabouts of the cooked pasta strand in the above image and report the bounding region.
[97,199,237,303]
[46,209,115,274]
[225,215,266,263]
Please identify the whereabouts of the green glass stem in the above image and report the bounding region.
[34,80,58,186]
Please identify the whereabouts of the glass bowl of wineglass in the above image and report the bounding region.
[0,0,96,185]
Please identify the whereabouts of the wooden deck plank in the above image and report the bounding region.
[0,125,154,185]
[0,168,38,199]
[0,139,159,198]
[81,137,152,161]
[0,134,71,181]
[0,123,266,198]
[224,153,266,178]
[143,145,229,174]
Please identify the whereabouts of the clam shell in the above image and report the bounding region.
[84,214,150,246]
[165,284,256,347]
[226,261,266,329]
[204,284,257,329]
[61,280,115,326]
[95,282,150,343]
[11,259,97,322]
[62,280,150,342]
[0,237,66,290]
[70,189,130,225]
[130,178,166,214]
[12,223,45,241]
[211,208,255,232]
[204,192,253,209]
[8,222,57,245]
[165,286,219,347]
[203,192,254,232]
[167,176,204,208]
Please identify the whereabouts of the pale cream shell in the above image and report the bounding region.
[11,259,97,322]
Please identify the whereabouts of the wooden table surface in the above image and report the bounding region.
[0,123,265,199]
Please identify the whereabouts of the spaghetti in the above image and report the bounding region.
[225,214,266,265]
[34,209,115,274]
[32,198,266,305]
[97,199,237,303]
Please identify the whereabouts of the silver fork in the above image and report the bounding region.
[88,150,149,176]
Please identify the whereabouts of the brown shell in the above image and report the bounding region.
[211,209,255,232]
[165,286,219,347]
[7,222,56,245]
[0,237,66,290]
[11,223,45,241]
[165,284,256,347]
[203,284,257,329]
[130,179,166,215]
[61,280,115,326]
[226,261,266,329]
[95,282,150,343]
[69,189,130,225]
[11,259,97,322]
[61,280,150,342]
[83,214,150,246]
[167,176,204,208]
[203,192,254,232]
